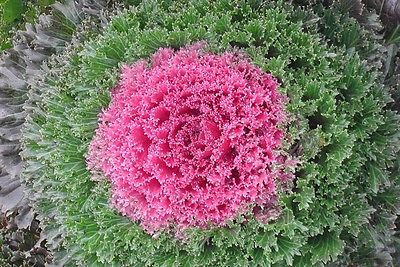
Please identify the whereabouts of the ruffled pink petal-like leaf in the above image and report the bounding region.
[87,44,291,234]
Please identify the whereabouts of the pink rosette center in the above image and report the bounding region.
[87,44,289,234]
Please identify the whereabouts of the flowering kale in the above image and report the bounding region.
[16,1,400,266]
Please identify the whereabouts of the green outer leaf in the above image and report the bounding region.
[309,231,345,264]
[367,162,388,194]
[0,0,23,24]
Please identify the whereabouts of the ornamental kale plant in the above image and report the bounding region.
[0,0,396,266]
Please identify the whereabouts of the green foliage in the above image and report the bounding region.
[0,0,23,24]
[19,0,400,266]
[0,0,23,50]
[0,0,55,51]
